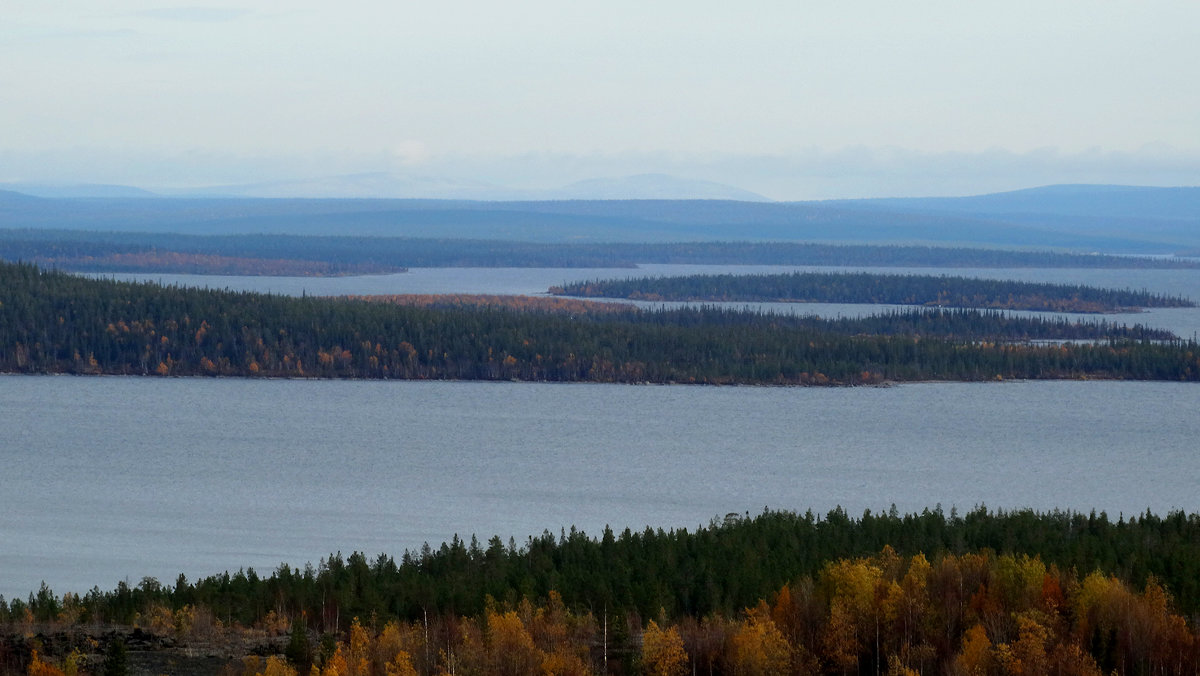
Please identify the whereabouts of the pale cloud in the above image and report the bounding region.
[132,7,251,22]
[2,27,142,43]
[390,141,431,167]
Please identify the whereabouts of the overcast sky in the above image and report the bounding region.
[3,2,1199,199]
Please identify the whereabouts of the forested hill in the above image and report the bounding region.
[9,507,1200,675]
[0,261,1196,385]
[22,506,1198,625]
[554,271,1194,313]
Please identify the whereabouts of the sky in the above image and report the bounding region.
[2,1,1199,199]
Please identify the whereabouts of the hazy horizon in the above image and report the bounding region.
[4,2,1199,200]
[3,155,1198,203]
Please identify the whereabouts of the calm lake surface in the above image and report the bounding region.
[4,376,1200,599]
[91,263,1200,299]
[9,264,1200,600]
[93,264,1200,340]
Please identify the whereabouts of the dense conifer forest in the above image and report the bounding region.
[1,262,1195,385]
[553,272,1194,313]
[6,508,1200,675]
[4,229,1200,273]
[352,294,1173,342]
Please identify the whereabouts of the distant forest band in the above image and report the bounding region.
[1,262,1197,385]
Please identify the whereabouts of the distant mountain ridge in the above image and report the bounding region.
[549,174,769,201]
[817,184,1200,251]
[0,183,161,199]
[1,183,1196,253]
[823,184,1200,221]
[170,173,510,200]
[2,172,770,202]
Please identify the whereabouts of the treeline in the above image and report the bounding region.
[0,231,407,275]
[7,508,1200,674]
[753,308,1172,342]
[2,262,1197,384]
[59,251,401,276]
[352,298,1175,342]
[554,271,1195,313]
[348,294,635,315]
[4,229,1200,272]
[1,262,1195,385]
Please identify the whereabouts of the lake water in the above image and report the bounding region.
[91,264,1200,340]
[90,263,1200,299]
[9,263,1200,600]
[4,376,1200,600]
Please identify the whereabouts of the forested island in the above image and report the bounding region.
[5,228,1200,274]
[553,271,1195,313]
[6,507,1200,675]
[351,294,1171,341]
[1,262,1194,385]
